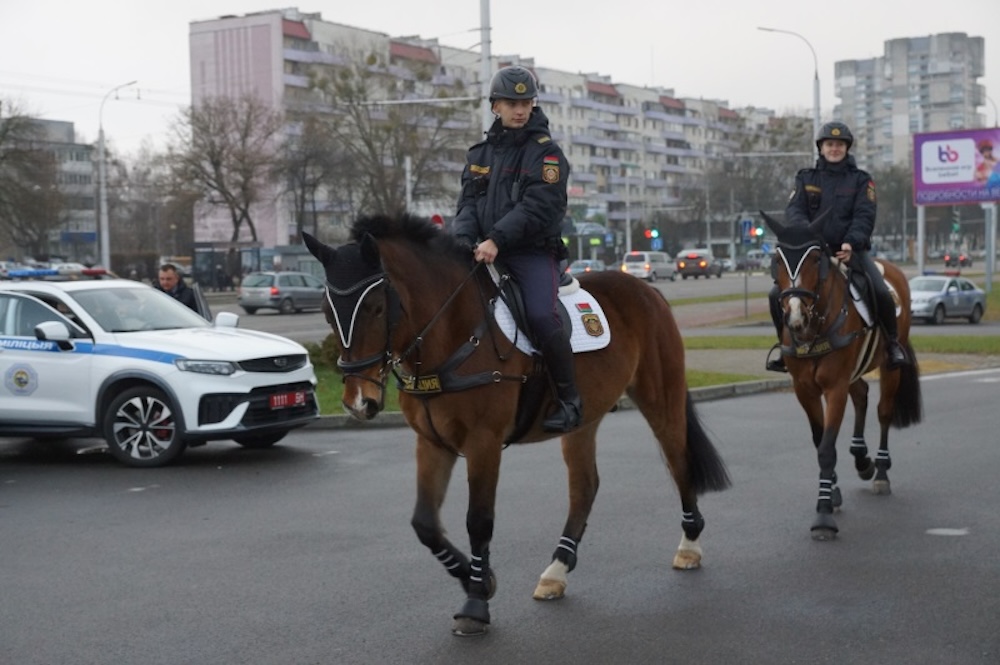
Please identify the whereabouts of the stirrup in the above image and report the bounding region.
[886,341,908,369]
[543,398,582,432]
[765,344,788,373]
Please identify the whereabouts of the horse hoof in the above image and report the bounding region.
[873,480,891,495]
[672,549,702,570]
[452,617,489,637]
[858,459,875,481]
[811,512,838,540]
[532,577,566,601]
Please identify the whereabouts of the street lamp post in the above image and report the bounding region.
[620,162,640,255]
[986,94,999,128]
[97,80,137,269]
[758,27,820,145]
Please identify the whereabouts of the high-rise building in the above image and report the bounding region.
[833,32,986,170]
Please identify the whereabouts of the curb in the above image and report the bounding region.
[303,376,794,430]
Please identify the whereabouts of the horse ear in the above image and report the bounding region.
[760,210,783,236]
[360,233,380,266]
[302,232,335,263]
[807,209,830,239]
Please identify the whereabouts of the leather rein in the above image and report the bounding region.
[326,261,527,402]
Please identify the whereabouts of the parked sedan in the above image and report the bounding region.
[909,275,986,324]
[238,271,326,315]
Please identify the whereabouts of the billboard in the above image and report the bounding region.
[913,128,1000,206]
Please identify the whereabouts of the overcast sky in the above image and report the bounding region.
[2,0,997,154]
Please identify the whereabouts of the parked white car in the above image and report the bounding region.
[0,272,319,467]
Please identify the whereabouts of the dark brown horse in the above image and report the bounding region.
[763,212,922,540]
[303,213,730,636]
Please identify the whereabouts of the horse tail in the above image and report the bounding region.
[891,340,923,428]
[685,392,732,493]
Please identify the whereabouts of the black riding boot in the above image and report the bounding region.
[541,329,582,432]
[766,285,787,373]
[876,289,909,369]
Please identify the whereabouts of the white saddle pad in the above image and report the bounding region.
[492,277,611,355]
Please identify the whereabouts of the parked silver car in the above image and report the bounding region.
[909,275,986,324]
[238,271,325,315]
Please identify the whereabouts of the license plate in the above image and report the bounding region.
[269,390,307,409]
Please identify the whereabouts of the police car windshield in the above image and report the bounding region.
[72,286,211,333]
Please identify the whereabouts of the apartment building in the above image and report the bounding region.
[188,7,750,255]
[834,32,986,170]
[21,119,97,263]
[190,11,988,257]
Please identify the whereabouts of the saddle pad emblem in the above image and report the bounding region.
[493,284,611,354]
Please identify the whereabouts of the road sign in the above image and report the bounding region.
[651,238,663,251]
[740,218,753,245]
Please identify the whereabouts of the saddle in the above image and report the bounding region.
[486,263,610,443]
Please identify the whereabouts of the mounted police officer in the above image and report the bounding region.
[767,121,909,372]
[451,65,581,432]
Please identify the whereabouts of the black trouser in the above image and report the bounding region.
[855,250,899,339]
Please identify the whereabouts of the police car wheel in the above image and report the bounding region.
[103,386,186,468]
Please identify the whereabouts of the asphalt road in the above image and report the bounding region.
[3,368,998,664]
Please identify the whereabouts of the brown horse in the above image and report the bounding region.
[763,212,922,540]
[303,213,730,636]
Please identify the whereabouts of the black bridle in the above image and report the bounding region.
[325,272,398,403]
[774,239,862,357]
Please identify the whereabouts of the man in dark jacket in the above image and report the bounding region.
[451,65,580,432]
[155,263,199,312]
[767,121,908,372]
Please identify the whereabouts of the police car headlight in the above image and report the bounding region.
[175,359,238,375]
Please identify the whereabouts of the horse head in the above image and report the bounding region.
[761,211,836,336]
[303,229,396,420]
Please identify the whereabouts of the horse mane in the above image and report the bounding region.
[349,213,473,266]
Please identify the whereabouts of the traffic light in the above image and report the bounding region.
[754,226,765,240]
[952,208,961,234]
[643,228,660,239]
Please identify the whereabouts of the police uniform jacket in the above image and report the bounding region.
[785,154,877,252]
[452,107,569,255]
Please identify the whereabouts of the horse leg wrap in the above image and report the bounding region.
[815,477,834,514]
[552,535,578,573]
[682,511,705,541]
[851,437,875,479]
[433,547,471,588]
[875,449,892,473]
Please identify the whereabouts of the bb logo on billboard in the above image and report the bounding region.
[936,144,960,163]
[921,139,975,184]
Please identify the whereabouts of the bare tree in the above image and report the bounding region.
[307,52,479,217]
[279,115,348,240]
[166,94,285,243]
[0,101,65,258]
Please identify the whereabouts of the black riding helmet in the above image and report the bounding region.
[488,65,538,103]
[816,121,853,151]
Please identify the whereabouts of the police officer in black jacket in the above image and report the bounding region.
[451,65,581,432]
[767,121,908,372]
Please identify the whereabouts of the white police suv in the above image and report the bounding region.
[0,269,319,467]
